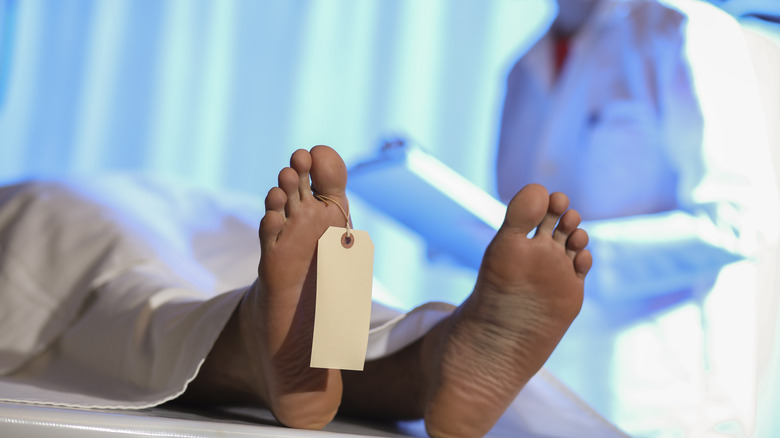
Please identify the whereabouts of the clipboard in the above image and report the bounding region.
[348,139,506,270]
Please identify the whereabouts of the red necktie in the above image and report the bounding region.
[554,36,570,78]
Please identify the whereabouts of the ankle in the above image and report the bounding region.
[179,286,266,405]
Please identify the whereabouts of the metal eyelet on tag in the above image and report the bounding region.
[341,232,354,249]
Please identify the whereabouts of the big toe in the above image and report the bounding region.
[502,184,549,235]
[310,145,348,196]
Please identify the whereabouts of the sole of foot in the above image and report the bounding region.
[238,145,352,429]
[423,183,592,438]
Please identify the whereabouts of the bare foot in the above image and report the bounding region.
[247,145,354,428]
[186,146,351,429]
[423,184,592,437]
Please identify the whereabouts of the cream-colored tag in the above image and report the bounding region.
[311,226,374,370]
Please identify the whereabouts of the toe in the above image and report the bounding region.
[279,167,300,215]
[535,192,569,237]
[291,149,314,200]
[310,145,348,196]
[259,210,285,248]
[573,248,593,279]
[566,228,589,260]
[502,184,549,235]
[265,187,287,218]
[567,228,589,251]
[260,187,288,247]
[553,209,581,246]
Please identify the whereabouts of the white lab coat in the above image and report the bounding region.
[496,0,778,300]
[495,0,778,434]
[0,176,622,437]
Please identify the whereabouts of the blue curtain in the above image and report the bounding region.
[0,0,552,191]
[0,0,554,308]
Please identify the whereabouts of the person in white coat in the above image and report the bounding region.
[495,0,778,434]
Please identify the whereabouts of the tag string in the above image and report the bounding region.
[313,193,352,238]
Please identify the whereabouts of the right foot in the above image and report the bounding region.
[423,184,592,437]
[235,146,351,428]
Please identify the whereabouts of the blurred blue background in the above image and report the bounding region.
[1,0,780,436]
[0,0,552,193]
[0,0,555,310]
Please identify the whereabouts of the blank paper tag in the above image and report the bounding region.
[311,226,374,370]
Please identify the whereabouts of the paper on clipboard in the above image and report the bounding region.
[348,139,506,270]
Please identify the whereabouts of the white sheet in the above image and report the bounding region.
[0,175,624,436]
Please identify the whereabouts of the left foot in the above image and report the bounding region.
[423,184,592,437]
